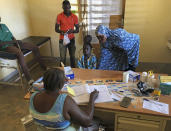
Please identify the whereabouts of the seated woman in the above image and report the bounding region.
[29,68,99,130]
[77,35,97,69]
[95,25,140,71]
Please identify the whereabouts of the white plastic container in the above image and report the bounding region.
[123,72,129,83]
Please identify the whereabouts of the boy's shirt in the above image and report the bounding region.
[57,12,78,40]
[77,54,97,69]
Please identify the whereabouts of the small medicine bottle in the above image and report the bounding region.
[141,72,147,82]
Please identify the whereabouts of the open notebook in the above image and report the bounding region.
[71,84,113,104]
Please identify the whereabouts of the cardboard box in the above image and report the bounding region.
[126,70,140,82]
[64,66,74,80]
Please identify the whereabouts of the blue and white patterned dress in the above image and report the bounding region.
[77,54,97,69]
[96,25,140,71]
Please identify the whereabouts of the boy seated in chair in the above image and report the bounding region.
[77,35,97,69]
[0,17,46,86]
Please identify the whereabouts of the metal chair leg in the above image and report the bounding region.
[49,38,54,57]
[16,60,25,89]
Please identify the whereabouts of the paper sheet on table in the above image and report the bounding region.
[87,85,113,103]
[143,100,169,115]
[110,92,124,101]
[73,93,90,104]
[73,85,113,104]
[71,84,89,96]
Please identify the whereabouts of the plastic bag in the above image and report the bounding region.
[63,34,70,45]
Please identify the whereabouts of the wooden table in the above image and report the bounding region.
[25,68,171,131]
[72,68,171,131]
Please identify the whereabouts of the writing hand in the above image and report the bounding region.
[90,89,99,101]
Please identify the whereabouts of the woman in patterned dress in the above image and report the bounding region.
[95,25,140,71]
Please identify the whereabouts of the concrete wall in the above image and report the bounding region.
[124,0,171,63]
[0,0,31,79]
[0,0,31,39]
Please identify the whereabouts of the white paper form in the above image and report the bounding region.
[88,85,113,103]
[143,99,169,115]
[71,84,89,96]
[110,92,124,101]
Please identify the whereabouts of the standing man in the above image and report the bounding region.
[55,0,79,68]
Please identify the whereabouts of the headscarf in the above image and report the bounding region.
[96,25,140,70]
[95,25,111,38]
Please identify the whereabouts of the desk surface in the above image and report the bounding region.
[71,68,123,80]
[72,68,171,119]
[26,68,171,119]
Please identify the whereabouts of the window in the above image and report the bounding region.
[70,0,79,17]
[70,0,125,43]
[80,0,123,43]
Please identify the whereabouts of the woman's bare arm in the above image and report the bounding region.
[63,90,99,127]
